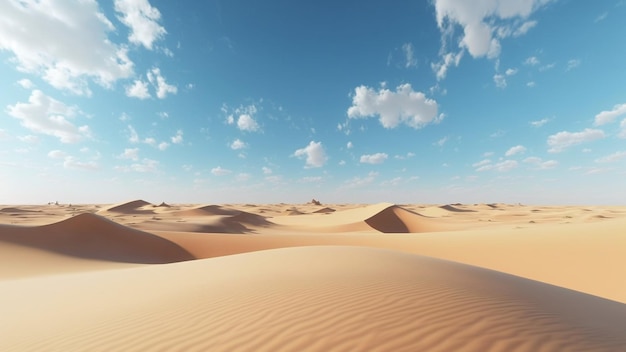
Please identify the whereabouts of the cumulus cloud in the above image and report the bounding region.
[346,141,354,149]
[170,130,183,144]
[493,74,507,88]
[48,150,67,159]
[360,153,388,164]
[211,166,232,176]
[17,79,35,89]
[147,67,177,99]
[158,141,169,150]
[0,0,133,95]
[347,84,440,129]
[432,0,550,78]
[62,156,99,171]
[594,103,626,126]
[7,90,90,143]
[505,145,526,156]
[230,139,247,150]
[294,141,327,168]
[547,128,605,153]
[435,0,549,57]
[237,114,260,132]
[595,151,626,163]
[262,166,272,175]
[620,119,626,139]
[125,79,151,99]
[114,0,166,50]
[119,148,139,161]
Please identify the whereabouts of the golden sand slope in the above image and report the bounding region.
[0,213,193,265]
[1,246,625,352]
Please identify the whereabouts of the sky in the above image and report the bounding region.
[1,0,625,205]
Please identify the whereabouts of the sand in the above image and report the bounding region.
[1,200,626,351]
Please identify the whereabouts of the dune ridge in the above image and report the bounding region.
[0,213,193,264]
[1,246,625,351]
[100,199,153,214]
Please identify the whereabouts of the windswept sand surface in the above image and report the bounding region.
[1,200,626,351]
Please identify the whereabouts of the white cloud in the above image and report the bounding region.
[530,118,549,127]
[48,150,67,159]
[505,145,526,156]
[119,148,139,161]
[493,73,507,88]
[262,166,272,175]
[494,160,518,172]
[620,119,626,139]
[114,0,166,50]
[143,137,156,146]
[147,67,177,99]
[125,79,151,99]
[230,139,247,150]
[524,56,540,66]
[524,157,558,169]
[236,114,260,132]
[294,141,327,168]
[17,79,34,89]
[170,130,183,144]
[401,43,417,68]
[0,0,133,95]
[431,51,463,80]
[566,59,581,71]
[346,141,353,149]
[594,103,626,126]
[158,141,169,150]
[505,68,518,76]
[547,128,605,153]
[474,159,518,172]
[433,0,549,61]
[360,153,388,164]
[211,166,232,176]
[595,151,626,163]
[299,176,323,183]
[513,20,537,36]
[347,84,440,129]
[7,90,89,143]
[526,81,536,87]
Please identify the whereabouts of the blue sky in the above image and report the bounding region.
[1,0,625,205]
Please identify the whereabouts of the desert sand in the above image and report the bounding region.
[1,200,626,351]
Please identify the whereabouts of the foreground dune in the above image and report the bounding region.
[2,246,625,351]
[1,201,625,351]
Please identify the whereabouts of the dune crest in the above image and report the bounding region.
[2,246,625,351]
[0,213,193,264]
[100,199,153,214]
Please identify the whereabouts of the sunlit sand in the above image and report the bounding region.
[2,200,626,351]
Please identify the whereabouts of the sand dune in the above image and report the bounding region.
[100,199,154,214]
[0,213,193,264]
[1,246,625,351]
[1,202,625,351]
[272,203,454,233]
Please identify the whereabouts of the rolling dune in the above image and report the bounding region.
[1,202,625,351]
[0,213,194,264]
[1,247,625,351]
